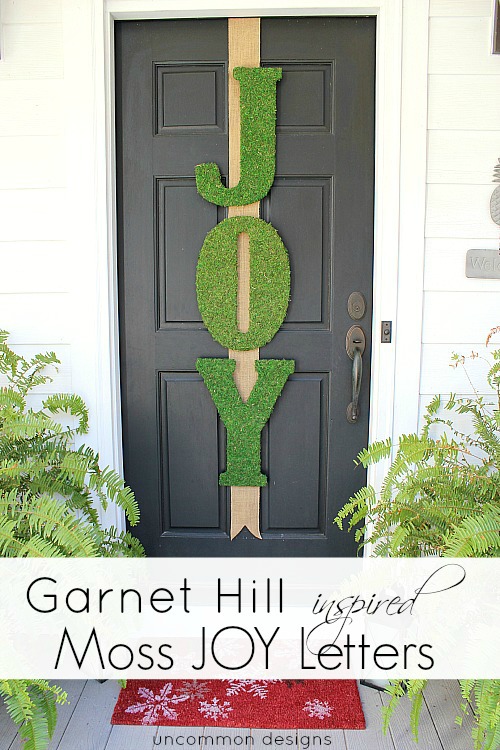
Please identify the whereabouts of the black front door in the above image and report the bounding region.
[115,17,375,556]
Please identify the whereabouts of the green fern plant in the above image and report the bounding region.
[0,329,145,749]
[335,328,500,750]
[0,681,68,750]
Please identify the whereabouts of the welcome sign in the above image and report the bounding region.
[193,62,292,540]
[466,248,500,279]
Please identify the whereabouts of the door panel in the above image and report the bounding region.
[263,372,327,533]
[116,17,375,556]
[157,178,222,326]
[261,177,331,327]
[159,372,225,532]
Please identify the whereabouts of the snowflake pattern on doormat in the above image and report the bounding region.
[199,697,233,721]
[224,679,280,699]
[178,680,211,701]
[113,680,365,729]
[303,699,333,720]
[124,684,188,724]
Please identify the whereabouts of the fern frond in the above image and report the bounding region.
[335,337,500,748]
[356,438,392,467]
[0,330,144,748]
[43,393,89,434]
[445,504,500,557]
[0,388,26,411]
[426,394,442,415]
[0,680,34,726]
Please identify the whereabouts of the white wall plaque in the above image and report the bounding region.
[466,248,500,279]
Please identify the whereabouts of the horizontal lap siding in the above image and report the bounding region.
[421,1,500,428]
[0,23,63,79]
[0,1,70,393]
[1,1,62,24]
[430,1,493,15]
[0,136,65,188]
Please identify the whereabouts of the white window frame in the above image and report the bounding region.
[61,0,429,537]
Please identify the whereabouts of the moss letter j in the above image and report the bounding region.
[196,358,294,486]
[195,67,282,207]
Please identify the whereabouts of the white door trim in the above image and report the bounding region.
[61,0,429,536]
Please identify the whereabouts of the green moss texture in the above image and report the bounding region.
[196,216,290,351]
[196,357,295,486]
[195,67,282,207]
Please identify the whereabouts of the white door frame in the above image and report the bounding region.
[61,0,429,535]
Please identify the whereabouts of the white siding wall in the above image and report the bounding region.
[421,0,500,425]
[0,0,71,399]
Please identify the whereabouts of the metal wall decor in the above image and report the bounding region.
[466,158,500,279]
[491,158,500,225]
[493,0,500,54]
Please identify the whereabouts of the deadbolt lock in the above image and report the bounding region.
[347,292,366,320]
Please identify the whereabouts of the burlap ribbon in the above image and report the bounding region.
[228,18,262,540]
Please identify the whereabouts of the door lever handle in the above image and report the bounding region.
[345,326,365,424]
[348,347,363,422]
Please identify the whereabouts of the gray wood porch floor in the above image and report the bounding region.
[0,681,475,750]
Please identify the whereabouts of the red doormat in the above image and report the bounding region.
[112,680,365,729]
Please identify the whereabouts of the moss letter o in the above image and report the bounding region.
[196,216,290,351]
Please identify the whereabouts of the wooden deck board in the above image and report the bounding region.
[149,725,206,748]
[252,728,347,750]
[380,684,444,750]
[423,681,476,750]
[0,681,476,750]
[55,679,120,750]
[345,685,395,750]
[8,680,86,750]
[205,725,253,749]
[0,704,18,749]
[250,728,298,750]
[105,724,159,749]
